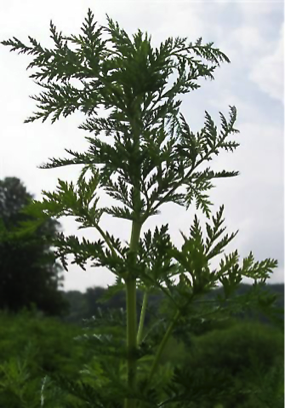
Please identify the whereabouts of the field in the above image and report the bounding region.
[0,305,283,408]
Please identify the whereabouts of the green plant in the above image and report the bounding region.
[170,321,284,408]
[244,363,284,408]
[2,10,279,407]
[0,311,95,407]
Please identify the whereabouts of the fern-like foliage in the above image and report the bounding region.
[3,9,239,222]
[2,10,280,408]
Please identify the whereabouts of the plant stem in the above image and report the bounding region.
[125,277,137,406]
[148,309,180,382]
[148,293,195,384]
[125,114,142,407]
[95,224,118,258]
[137,291,148,345]
[125,220,141,408]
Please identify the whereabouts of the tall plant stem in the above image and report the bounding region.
[125,277,137,407]
[125,219,141,408]
[137,291,148,345]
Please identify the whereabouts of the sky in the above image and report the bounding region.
[0,0,284,292]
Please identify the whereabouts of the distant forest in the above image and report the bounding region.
[62,283,284,325]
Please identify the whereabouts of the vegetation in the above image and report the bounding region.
[0,310,283,407]
[180,321,284,408]
[0,177,67,315]
[63,283,284,326]
[1,9,282,408]
[0,311,87,407]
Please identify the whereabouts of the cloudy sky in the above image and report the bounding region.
[0,0,283,291]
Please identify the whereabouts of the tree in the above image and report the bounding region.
[0,177,67,315]
[2,10,278,407]
[0,176,32,227]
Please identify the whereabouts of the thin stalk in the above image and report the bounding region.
[143,271,179,308]
[95,224,118,258]
[137,291,148,345]
[142,318,165,343]
[126,278,137,398]
[148,309,180,382]
[125,114,142,407]
[148,292,195,384]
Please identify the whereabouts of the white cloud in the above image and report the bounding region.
[237,0,282,18]
[249,24,284,103]
[230,26,265,55]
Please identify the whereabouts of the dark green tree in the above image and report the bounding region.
[2,11,278,407]
[0,177,67,315]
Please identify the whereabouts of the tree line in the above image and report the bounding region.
[63,283,284,326]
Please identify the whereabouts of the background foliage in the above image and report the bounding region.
[0,306,283,408]
[0,177,67,315]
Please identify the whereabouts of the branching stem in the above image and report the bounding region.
[148,309,180,382]
[95,223,118,258]
[137,291,149,345]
